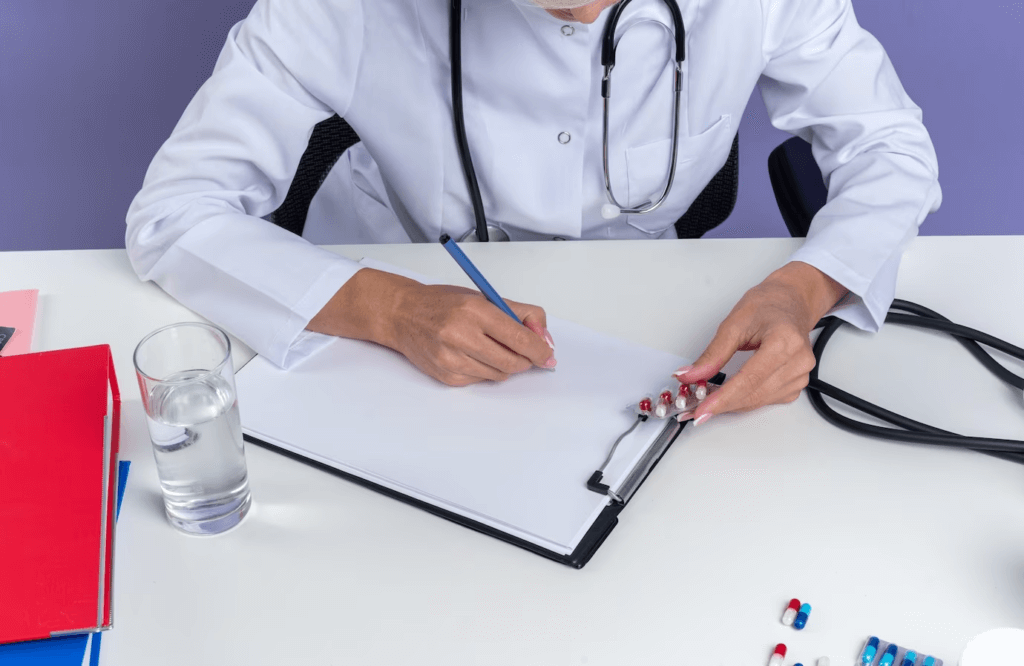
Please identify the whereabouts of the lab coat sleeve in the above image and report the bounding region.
[125,0,366,369]
[757,0,942,331]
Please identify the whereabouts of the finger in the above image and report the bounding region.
[430,350,510,385]
[482,307,555,368]
[456,354,511,383]
[672,320,746,384]
[691,344,788,419]
[463,332,535,375]
[414,357,482,388]
[508,301,555,353]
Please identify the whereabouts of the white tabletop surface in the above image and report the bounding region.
[1,236,1022,665]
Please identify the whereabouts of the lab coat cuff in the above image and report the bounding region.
[270,259,364,370]
[786,245,895,334]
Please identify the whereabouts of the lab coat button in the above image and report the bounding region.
[561,25,575,36]
[558,132,571,144]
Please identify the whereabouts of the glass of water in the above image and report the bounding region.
[133,322,251,535]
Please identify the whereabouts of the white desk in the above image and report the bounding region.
[2,237,1022,665]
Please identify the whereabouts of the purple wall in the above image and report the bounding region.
[709,0,1024,240]
[0,1,256,252]
[1,1,1021,251]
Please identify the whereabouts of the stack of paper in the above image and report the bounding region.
[237,313,688,557]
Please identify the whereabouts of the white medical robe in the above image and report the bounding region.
[126,0,941,368]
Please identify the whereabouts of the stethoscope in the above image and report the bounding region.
[449,0,686,242]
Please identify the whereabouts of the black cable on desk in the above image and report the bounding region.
[806,299,1024,464]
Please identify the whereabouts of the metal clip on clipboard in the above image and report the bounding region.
[586,372,726,504]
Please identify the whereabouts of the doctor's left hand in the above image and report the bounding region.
[308,268,556,386]
[672,261,848,426]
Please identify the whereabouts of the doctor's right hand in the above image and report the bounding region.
[307,268,557,386]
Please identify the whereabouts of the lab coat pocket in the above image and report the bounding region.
[625,114,733,234]
[348,146,411,244]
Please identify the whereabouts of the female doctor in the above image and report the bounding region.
[126,0,941,425]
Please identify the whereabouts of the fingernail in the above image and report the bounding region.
[673,365,693,378]
[693,413,712,427]
[543,356,557,369]
[543,328,555,350]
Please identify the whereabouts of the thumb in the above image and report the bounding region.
[672,325,741,384]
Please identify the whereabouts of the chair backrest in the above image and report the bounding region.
[767,136,828,238]
[675,133,739,238]
[270,115,360,236]
[271,115,739,239]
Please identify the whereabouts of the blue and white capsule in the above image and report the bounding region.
[879,644,899,666]
[860,637,880,666]
[793,603,812,630]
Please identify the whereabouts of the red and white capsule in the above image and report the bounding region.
[781,598,801,626]
[675,384,691,409]
[638,397,653,415]
[694,379,708,401]
[768,644,787,666]
[655,390,673,418]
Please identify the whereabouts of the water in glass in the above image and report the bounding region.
[145,369,251,534]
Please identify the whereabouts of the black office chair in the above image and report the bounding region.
[270,114,740,239]
[767,136,828,238]
[270,115,359,236]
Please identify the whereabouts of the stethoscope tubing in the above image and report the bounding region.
[450,0,687,241]
[807,299,1024,462]
[601,0,686,215]
[449,0,491,242]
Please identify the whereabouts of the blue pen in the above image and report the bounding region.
[439,234,522,323]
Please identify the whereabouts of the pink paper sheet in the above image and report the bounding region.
[0,289,39,356]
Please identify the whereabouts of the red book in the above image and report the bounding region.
[0,345,121,645]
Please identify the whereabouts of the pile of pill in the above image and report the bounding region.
[780,598,813,630]
[772,598,824,666]
[859,637,943,666]
[635,380,719,421]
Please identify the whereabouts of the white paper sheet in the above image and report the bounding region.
[236,260,690,554]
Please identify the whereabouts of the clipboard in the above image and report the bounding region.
[245,415,688,568]
[238,324,726,568]
[235,259,723,568]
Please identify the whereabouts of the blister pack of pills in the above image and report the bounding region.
[634,378,722,421]
[859,636,945,666]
